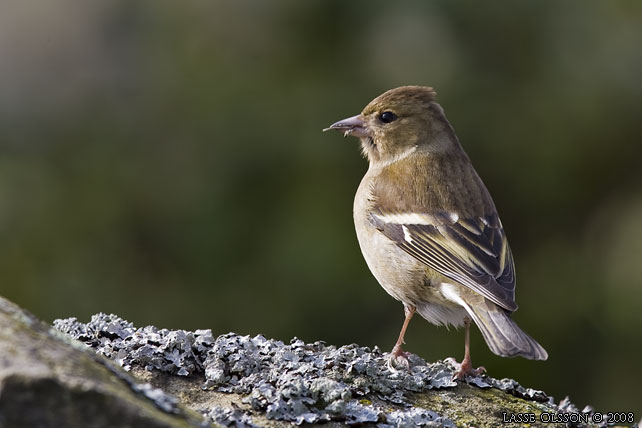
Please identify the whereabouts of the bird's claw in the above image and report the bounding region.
[386,345,412,372]
[446,357,486,380]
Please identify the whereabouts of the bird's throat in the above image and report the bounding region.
[360,137,378,161]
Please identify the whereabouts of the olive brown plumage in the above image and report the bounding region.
[325,86,547,378]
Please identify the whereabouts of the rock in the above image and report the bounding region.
[0,296,214,428]
[0,296,610,427]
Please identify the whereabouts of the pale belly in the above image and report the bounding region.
[354,213,421,302]
[353,173,468,328]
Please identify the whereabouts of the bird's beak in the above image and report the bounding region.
[323,114,369,138]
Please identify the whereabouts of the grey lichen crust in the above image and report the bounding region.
[0,297,214,428]
[54,314,593,428]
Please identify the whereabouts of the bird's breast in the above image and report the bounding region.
[353,172,427,304]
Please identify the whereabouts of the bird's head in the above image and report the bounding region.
[325,86,459,165]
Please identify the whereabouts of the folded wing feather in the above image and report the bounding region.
[370,211,517,312]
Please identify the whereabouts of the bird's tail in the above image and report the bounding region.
[465,300,548,360]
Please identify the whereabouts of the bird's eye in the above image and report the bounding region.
[379,111,398,124]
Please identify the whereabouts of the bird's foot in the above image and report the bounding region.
[386,344,412,372]
[445,357,486,380]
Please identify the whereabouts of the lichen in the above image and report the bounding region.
[413,384,553,428]
[54,314,602,428]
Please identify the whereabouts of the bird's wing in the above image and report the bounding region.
[369,211,517,311]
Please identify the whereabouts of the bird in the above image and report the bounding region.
[324,86,547,378]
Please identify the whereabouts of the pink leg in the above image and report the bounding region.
[452,318,486,380]
[387,305,415,371]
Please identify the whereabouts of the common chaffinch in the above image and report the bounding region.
[325,86,547,378]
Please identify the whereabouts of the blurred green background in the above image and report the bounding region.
[1,0,641,415]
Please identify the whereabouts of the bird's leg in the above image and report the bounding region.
[392,304,415,356]
[451,317,486,380]
[387,304,415,371]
